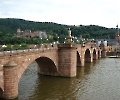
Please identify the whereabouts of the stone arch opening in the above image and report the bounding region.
[99,42,105,50]
[101,50,104,57]
[0,88,3,98]
[77,51,81,67]
[36,57,58,76]
[98,50,100,58]
[85,49,91,63]
[93,49,96,60]
[18,61,39,100]
[18,57,58,99]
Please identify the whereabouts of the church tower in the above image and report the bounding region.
[115,25,120,44]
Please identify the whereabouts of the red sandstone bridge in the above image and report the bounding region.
[0,29,106,99]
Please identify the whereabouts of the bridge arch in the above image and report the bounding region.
[98,50,101,58]
[35,56,58,76]
[98,50,100,57]
[85,49,91,63]
[17,50,58,83]
[77,51,81,66]
[93,49,97,60]
[17,56,58,99]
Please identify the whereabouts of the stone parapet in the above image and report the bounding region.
[58,43,76,48]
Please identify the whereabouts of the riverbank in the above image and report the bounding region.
[108,56,120,58]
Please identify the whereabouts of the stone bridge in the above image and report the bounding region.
[0,29,106,99]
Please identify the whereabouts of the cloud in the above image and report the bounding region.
[0,0,120,28]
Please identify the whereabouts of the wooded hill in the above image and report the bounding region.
[0,18,117,44]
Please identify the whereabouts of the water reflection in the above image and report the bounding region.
[77,60,99,79]
[33,76,77,100]
[77,66,85,79]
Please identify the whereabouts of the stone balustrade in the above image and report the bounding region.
[0,43,58,56]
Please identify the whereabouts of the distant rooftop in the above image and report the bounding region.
[95,39,119,45]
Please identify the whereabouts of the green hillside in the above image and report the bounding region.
[0,18,117,45]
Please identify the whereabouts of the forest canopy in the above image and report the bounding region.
[0,18,117,45]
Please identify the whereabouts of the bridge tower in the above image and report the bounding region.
[99,41,106,57]
[58,28,77,77]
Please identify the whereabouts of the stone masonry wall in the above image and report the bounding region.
[58,46,77,77]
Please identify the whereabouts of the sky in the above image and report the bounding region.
[0,0,120,28]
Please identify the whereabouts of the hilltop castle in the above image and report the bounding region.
[15,28,47,39]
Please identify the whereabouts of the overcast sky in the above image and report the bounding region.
[0,0,120,28]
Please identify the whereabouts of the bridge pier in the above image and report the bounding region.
[101,50,106,58]
[93,54,98,60]
[85,57,93,63]
[81,59,85,66]
[81,51,85,66]
[3,61,18,99]
[58,43,77,77]
[95,53,98,60]
[98,50,101,58]
[0,64,3,98]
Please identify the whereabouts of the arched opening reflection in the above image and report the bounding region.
[77,66,85,79]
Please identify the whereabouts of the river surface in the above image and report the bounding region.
[14,58,120,100]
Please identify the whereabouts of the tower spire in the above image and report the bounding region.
[116,24,120,44]
[116,24,119,34]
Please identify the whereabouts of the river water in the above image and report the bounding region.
[15,58,120,100]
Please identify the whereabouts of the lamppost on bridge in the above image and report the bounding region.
[40,38,42,44]
[57,36,59,43]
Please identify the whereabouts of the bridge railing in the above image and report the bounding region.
[0,42,58,56]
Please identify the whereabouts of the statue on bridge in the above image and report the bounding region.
[66,28,73,43]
